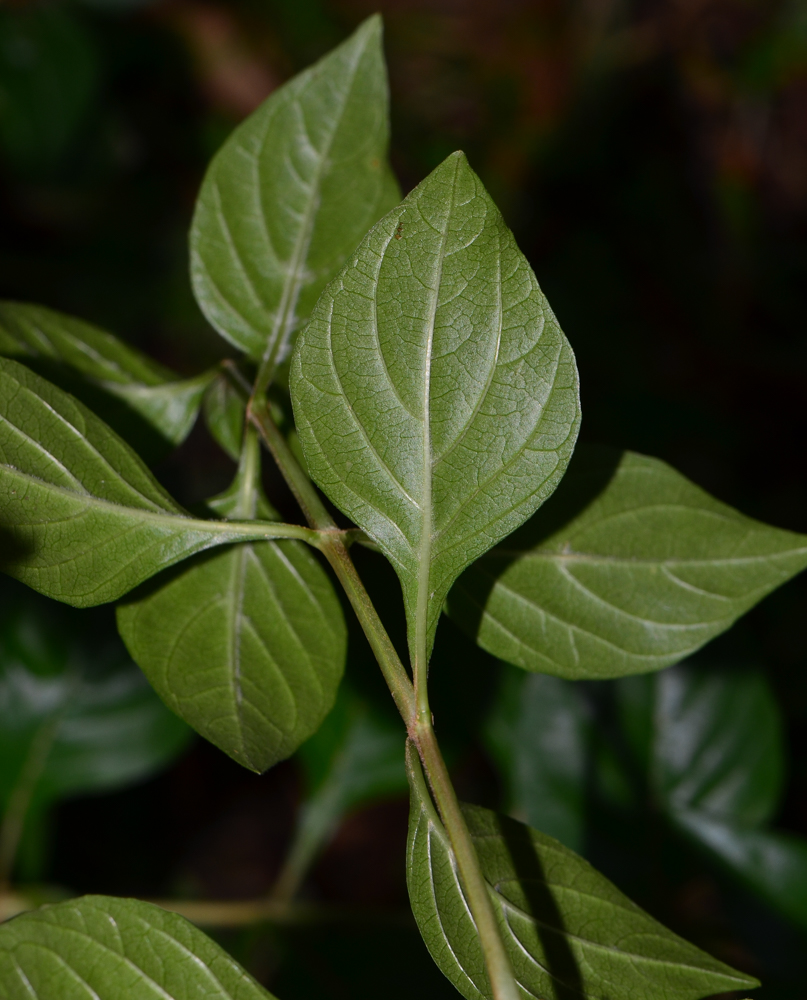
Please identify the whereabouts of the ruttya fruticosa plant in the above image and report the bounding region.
[0,15,806,1000]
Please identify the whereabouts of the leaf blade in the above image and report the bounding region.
[0,895,276,999]
[0,358,308,606]
[292,152,580,658]
[448,446,807,679]
[0,301,211,450]
[190,14,399,365]
[406,743,757,1000]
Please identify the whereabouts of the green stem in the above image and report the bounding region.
[250,397,519,1000]
[0,718,59,889]
[249,401,415,724]
[412,721,520,1000]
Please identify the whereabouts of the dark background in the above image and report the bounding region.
[1,0,806,996]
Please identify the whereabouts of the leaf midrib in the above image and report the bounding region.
[260,32,371,375]
[1,466,306,542]
[415,157,458,663]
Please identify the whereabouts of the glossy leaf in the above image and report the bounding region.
[298,682,405,834]
[0,591,190,880]
[673,812,807,931]
[630,664,807,929]
[405,744,755,1000]
[191,14,399,366]
[485,669,588,851]
[116,435,346,773]
[204,370,247,461]
[0,895,276,999]
[448,446,807,679]
[0,358,311,607]
[0,301,211,451]
[651,664,783,827]
[292,151,580,660]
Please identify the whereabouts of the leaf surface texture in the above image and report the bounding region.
[0,895,276,999]
[191,15,399,365]
[0,359,301,606]
[406,744,757,1000]
[448,446,807,678]
[292,151,579,657]
[116,451,346,773]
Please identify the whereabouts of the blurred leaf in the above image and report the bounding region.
[275,683,405,895]
[405,743,756,1000]
[117,432,347,773]
[448,446,807,679]
[0,6,98,174]
[191,14,399,367]
[0,302,212,455]
[0,895,276,999]
[0,358,306,607]
[204,370,247,461]
[0,590,190,881]
[292,151,579,663]
[631,663,807,930]
[485,669,589,851]
[652,664,784,827]
[673,812,807,932]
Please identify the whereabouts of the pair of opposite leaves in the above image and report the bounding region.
[0,16,800,1000]
[2,14,807,775]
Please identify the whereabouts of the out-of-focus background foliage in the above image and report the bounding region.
[1,0,806,997]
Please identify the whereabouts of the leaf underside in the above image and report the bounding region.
[292,151,580,659]
[0,300,210,449]
[190,14,399,365]
[0,895,276,999]
[117,537,346,774]
[448,445,807,679]
[405,744,757,1000]
[0,358,285,606]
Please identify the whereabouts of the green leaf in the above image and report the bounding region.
[631,663,807,929]
[405,743,757,1000]
[299,681,405,828]
[0,358,312,607]
[0,599,190,807]
[190,14,399,367]
[0,894,277,999]
[292,152,580,662]
[204,371,247,461]
[116,434,346,773]
[448,445,807,679]
[0,588,191,880]
[485,669,588,851]
[0,301,212,452]
[272,683,406,898]
[651,664,784,826]
[673,812,807,932]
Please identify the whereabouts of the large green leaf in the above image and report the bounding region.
[448,446,807,679]
[624,663,807,930]
[651,664,783,826]
[190,14,399,367]
[0,895,276,999]
[485,670,589,852]
[673,812,807,932]
[116,434,346,773]
[0,301,211,453]
[0,587,190,879]
[405,744,756,1000]
[292,152,579,661]
[0,358,311,607]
